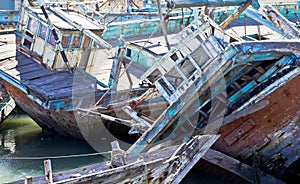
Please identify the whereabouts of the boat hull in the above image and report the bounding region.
[212,71,300,177]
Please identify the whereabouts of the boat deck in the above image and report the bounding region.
[0,34,105,102]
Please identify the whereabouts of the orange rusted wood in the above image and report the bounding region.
[214,75,300,159]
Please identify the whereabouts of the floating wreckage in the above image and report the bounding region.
[9,135,220,184]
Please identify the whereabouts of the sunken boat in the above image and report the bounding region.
[94,0,299,181]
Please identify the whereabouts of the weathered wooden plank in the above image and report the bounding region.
[38,78,94,94]
[0,57,36,70]
[0,69,22,79]
[203,149,285,184]
[15,63,45,73]
[0,46,16,60]
[5,65,45,78]
[27,72,98,94]
[45,85,97,99]
[18,69,54,81]
[9,144,179,184]
[16,54,33,62]
[26,72,72,86]
[36,76,97,94]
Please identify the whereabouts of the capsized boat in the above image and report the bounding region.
[101,0,300,180]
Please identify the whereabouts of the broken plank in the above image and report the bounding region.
[26,72,72,86]
[18,69,54,81]
[0,57,37,70]
[6,65,45,78]
[45,86,99,100]
[202,149,285,184]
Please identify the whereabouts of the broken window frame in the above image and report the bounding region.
[61,34,71,48]
[71,34,82,48]
[48,30,56,46]
[27,16,38,34]
[23,30,34,50]
[38,23,48,41]
[83,35,91,50]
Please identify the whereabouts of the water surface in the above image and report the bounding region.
[0,115,107,183]
[0,115,227,183]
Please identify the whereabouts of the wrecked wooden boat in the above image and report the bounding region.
[0,1,163,146]
[8,134,219,184]
[99,1,299,181]
[1,0,299,183]
[0,0,194,146]
[0,81,15,123]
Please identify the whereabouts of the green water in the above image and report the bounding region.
[0,115,228,184]
[0,115,107,183]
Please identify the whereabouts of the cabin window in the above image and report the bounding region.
[149,69,161,83]
[62,34,71,48]
[178,58,196,78]
[71,35,81,48]
[39,24,48,40]
[49,31,56,46]
[23,30,34,49]
[83,36,91,50]
[191,46,210,67]
[158,78,173,97]
[126,48,132,58]
[170,53,178,61]
[27,17,38,33]
[165,67,184,89]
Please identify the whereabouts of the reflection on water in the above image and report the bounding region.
[0,114,226,183]
[0,115,107,183]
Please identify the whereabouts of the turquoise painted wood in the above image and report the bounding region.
[0,0,15,10]
[0,11,18,24]
[166,0,249,9]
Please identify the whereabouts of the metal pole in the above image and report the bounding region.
[156,0,171,50]
[257,23,261,40]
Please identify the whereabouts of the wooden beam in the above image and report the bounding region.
[44,159,53,184]
[203,149,285,184]
[24,176,32,184]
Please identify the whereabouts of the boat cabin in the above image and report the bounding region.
[17,4,105,71]
[122,39,174,79]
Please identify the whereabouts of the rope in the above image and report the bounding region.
[0,151,111,160]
